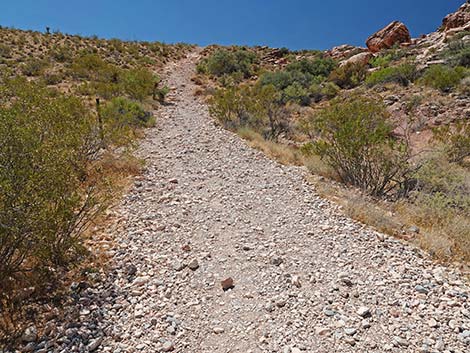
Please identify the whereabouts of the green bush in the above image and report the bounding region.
[0,77,101,287]
[154,85,170,103]
[0,43,11,58]
[310,82,340,102]
[120,68,158,101]
[441,34,470,68]
[285,57,336,79]
[434,122,470,165]
[329,62,367,89]
[282,82,310,105]
[42,72,64,85]
[419,65,465,92]
[203,48,258,78]
[306,96,412,196]
[366,63,417,87]
[100,97,154,146]
[49,45,73,63]
[70,53,120,82]
[20,58,49,76]
[258,57,336,105]
[209,84,289,140]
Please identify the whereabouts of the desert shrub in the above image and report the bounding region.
[100,97,154,146]
[370,54,393,68]
[419,64,465,92]
[258,58,336,105]
[366,63,417,87]
[411,156,470,258]
[49,45,73,63]
[305,96,413,197]
[452,47,470,68]
[208,85,252,129]
[441,35,470,68]
[433,122,470,165]
[285,57,336,79]
[282,82,310,105]
[209,84,289,139]
[70,53,120,82]
[0,78,101,289]
[310,82,340,102]
[120,68,158,101]
[154,85,170,103]
[42,71,64,85]
[202,48,258,78]
[20,58,48,76]
[329,62,367,89]
[369,48,406,68]
[0,43,11,58]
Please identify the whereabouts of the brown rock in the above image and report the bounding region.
[442,3,470,31]
[221,277,234,291]
[366,21,411,53]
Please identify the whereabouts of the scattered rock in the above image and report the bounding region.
[172,260,186,271]
[415,285,429,294]
[357,306,372,318]
[213,327,224,334]
[21,326,37,343]
[221,277,234,291]
[87,337,103,351]
[162,340,174,352]
[188,259,199,271]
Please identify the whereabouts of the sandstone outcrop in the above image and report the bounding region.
[366,21,411,53]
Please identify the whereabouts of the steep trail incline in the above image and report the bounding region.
[91,50,469,353]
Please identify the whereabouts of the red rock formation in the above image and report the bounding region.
[442,3,470,31]
[366,21,411,53]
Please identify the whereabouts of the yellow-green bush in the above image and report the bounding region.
[0,78,102,290]
[20,58,49,76]
[209,84,289,140]
[433,122,470,165]
[305,96,413,197]
[120,68,158,101]
[329,62,367,89]
[100,97,154,146]
[419,64,466,92]
[198,48,258,78]
[365,63,417,87]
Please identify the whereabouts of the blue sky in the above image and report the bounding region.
[0,0,465,50]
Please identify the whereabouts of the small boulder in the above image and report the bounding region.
[221,277,234,291]
[188,259,199,271]
[340,52,372,67]
[21,326,37,343]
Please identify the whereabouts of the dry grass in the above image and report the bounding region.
[237,128,304,165]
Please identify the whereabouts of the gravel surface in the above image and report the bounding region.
[21,50,469,353]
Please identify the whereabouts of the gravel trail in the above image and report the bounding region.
[78,50,469,353]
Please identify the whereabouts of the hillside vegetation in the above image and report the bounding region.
[195,29,470,262]
[0,26,192,343]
